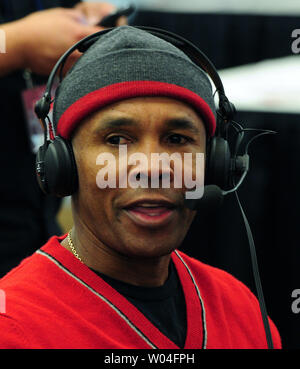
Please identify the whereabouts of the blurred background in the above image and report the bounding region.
[58,0,300,348]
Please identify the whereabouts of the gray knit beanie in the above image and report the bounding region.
[53,26,216,139]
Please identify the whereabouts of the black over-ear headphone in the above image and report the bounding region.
[35,26,238,197]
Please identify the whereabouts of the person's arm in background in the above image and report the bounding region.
[0,3,125,77]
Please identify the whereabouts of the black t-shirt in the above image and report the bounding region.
[0,0,79,277]
[92,260,187,348]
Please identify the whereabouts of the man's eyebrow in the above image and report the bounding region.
[93,116,202,134]
[164,118,201,135]
[93,117,139,132]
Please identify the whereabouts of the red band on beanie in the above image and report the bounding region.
[56,81,216,138]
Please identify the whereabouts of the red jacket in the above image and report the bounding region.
[0,235,281,349]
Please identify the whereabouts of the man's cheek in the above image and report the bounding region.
[95,152,118,189]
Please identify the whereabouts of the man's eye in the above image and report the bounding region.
[167,134,190,144]
[106,135,130,145]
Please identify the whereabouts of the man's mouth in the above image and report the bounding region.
[122,199,177,228]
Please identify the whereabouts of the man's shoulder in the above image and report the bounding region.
[0,235,63,289]
[175,250,282,349]
[175,249,267,314]
[174,250,268,327]
[0,236,65,348]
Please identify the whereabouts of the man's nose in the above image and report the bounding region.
[127,142,175,188]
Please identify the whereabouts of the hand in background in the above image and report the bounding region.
[0,4,127,77]
[74,2,128,26]
[17,7,105,75]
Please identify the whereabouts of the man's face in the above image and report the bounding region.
[71,97,206,259]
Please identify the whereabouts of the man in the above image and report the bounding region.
[0,1,124,277]
[0,26,281,349]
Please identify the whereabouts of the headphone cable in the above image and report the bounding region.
[229,128,277,349]
[234,189,274,349]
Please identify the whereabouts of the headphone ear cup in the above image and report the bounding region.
[206,136,231,189]
[43,137,78,197]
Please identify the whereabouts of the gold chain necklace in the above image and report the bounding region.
[67,231,82,262]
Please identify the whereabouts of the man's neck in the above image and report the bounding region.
[60,224,171,287]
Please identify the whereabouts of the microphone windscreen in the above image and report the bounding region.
[184,185,224,211]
